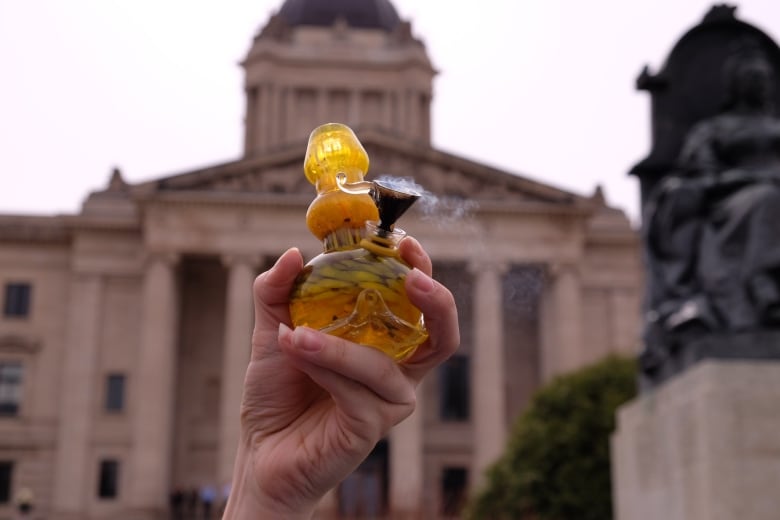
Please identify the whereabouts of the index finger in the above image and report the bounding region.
[401,269,460,384]
[399,236,432,276]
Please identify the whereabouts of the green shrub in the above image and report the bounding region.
[465,354,638,520]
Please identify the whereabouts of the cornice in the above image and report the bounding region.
[0,215,71,243]
[136,190,311,209]
[134,189,594,220]
[584,230,642,247]
[60,214,140,232]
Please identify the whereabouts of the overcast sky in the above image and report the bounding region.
[2,0,780,224]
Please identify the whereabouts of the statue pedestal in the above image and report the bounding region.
[612,360,780,520]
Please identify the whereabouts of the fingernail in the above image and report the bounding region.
[293,326,324,353]
[273,247,299,268]
[404,235,421,250]
[278,322,294,345]
[408,268,434,293]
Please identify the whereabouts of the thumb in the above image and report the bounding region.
[251,248,304,355]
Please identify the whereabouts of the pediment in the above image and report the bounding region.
[360,135,581,206]
[126,131,589,208]
[132,149,313,196]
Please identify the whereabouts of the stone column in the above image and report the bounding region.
[244,86,259,155]
[610,288,639,355]
[316,88,328,130]
[217,255,259,487]
[52,273,103,519]
[405,89,414,136]
[349,89,360,127]
[388,402,424,516]
[469,260,508,488]
[260,84,272,152]
[252,83,268,154]
[396,89,407,136]
[267,84,278,149]
[128,253,180,516]
[542,262,583,379]
[284,86,295,143]
[421,93,431,143]
[384,90,394,130]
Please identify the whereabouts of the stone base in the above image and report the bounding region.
[612,360,780,520]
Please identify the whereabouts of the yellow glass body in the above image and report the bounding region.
[289,228,427,361]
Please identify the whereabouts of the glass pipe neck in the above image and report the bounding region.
[322,221,405,256]
[322,227,367,252]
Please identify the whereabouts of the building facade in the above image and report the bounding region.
[0,1,642,518]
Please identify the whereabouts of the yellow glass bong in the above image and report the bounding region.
[289,122,428,361]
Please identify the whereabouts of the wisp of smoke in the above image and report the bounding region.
[374,175,479,228]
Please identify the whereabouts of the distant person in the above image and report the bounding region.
[14,486,34,518]
[186,488,198,518]
[169,487,184,520]
[200,483,216,520]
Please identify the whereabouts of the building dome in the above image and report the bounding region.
[277,0,401,31]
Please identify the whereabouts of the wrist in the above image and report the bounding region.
[222,441,317,520]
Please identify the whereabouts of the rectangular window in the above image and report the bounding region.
[439,355,470,421]
[441,467,468,516]
[3,283,31,318]
[105,374,125,413]
[0,363,23,416]
[98,459,120,499]
[0,461,12,504]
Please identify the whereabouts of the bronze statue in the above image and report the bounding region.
[641,43,780,376]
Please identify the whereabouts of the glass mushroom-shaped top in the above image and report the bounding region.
[303,123,379,248]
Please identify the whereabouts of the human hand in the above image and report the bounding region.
[222,237,459,519]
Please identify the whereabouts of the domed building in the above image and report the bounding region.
[0,1,641,518]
